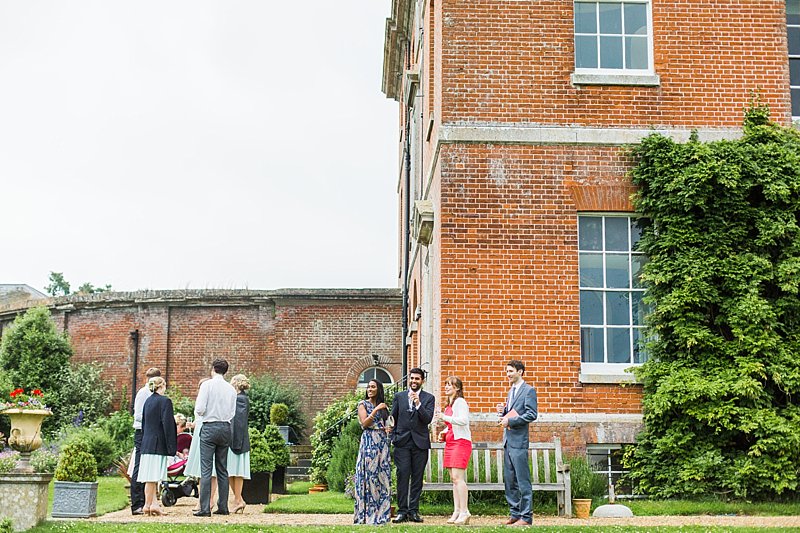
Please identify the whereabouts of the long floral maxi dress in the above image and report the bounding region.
[353,400,391,525]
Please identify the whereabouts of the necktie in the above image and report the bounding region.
[508,386,515,407]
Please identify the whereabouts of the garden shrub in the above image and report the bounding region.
[45,363,112,436]
[63,426,117,476]
[166,384,195,419]
[55,441,97,482]
[0,307,72,394]
[270,402,289,426]
[93,409,134,459]
[248,374,306,439]
[625,104,800,498]
[0,450,18,473]
[568,456,607,500]
[309,390,361,485]
[263,424,290,467]
[248,427,276,473]
[31,445,60,474]
[0,517,12,533]
[326,419,362,492]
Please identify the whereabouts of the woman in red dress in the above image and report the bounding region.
[436,376,472,525]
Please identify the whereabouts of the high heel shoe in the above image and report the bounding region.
[454,512,471,525]
[232,503,246,514]
[446,511,460,524]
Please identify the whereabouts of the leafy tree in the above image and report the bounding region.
[0,306,72,393]
[45,272,70,297]
[625,106,800,499]
[45,363,113,436]
[76,282,112,294]
[247,374,306,438]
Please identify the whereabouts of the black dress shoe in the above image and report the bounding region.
[410,512,424,523]
[192,511,211,517]
[392,513,409,523]
[213,509,230,515]
[131,508,144,516]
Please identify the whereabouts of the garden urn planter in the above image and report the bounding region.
[241,471,271,504]
[0,408,51,473]
[572,498,592,519]
[51,481,99,518]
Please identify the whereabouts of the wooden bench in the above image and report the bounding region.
[423,437,572,517]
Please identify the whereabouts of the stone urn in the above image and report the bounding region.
[0,408,51,473]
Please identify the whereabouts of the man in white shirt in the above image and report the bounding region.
[130,367,161,515]
[193,359,237,517]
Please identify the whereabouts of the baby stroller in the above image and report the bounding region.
[160,432,198,507]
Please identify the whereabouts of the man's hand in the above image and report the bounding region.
[496,402,505,418]
[500,416,509,428]
[409,390,420,406]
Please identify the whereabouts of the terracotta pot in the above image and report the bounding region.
[572,498,592,519]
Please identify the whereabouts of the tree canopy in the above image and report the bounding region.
[625,105,800,498]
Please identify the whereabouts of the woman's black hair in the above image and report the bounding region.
[364,379,387,421]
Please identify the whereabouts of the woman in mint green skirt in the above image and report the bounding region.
[227,374,251,513]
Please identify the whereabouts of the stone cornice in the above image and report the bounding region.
[382,0,414,101]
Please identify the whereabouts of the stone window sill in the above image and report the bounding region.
[579,372,641,384]
[571,73,661,87]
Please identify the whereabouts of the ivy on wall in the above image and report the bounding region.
[625,103,800,499]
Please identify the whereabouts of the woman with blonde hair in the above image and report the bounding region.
[138,377,177,516]
[436,376,472,525]
[227,374,251,513]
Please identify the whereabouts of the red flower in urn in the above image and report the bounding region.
[2,387,51,412]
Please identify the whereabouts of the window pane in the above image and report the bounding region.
[790,26,800,56]
[600,36,623,68]
[632,291,647,325]
[608,328,631,363]
[793,89,800,117]
[792,59,800,86]
[606,292,630,325]
[789,0,800,25]
[605,217,629,250]
[579,216,603,250]
[587,450,609,471]
[633,328,648,363]
[580,253,604,287]
[630,218,644,250]
[581,327,605,362]
[625,36,648,69]
[599,2,622,34]
[575,2,597,33]
[576,35,599,68]
[606,254,630,288]
[631,255,646,288]
[580,290,603,325]
[624,3,647,35]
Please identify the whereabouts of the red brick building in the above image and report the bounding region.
[0,289,401,433]
[382,0,793,478]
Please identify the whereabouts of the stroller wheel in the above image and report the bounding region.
[160,487,177,507]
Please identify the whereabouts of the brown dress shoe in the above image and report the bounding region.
[505,517,519,525]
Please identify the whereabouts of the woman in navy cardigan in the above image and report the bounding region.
[137,377,178,516]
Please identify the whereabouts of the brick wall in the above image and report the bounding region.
[0,290,402,438]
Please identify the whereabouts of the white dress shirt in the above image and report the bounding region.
[441,397,472,441]
[132,385,152,430]
[194,374,237,423]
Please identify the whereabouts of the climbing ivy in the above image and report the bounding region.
[625,104,800,499]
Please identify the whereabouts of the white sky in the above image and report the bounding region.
[0,1,399,293]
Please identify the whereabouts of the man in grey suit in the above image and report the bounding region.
[496,359,538,526]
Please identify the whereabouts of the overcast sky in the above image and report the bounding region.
[0,1,399,293]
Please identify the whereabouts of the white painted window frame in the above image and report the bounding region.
[572,0,659,86]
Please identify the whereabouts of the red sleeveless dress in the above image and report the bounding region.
[443,405,472,469]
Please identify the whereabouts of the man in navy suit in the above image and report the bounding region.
[496,360,538,526]
[390,367,435,523]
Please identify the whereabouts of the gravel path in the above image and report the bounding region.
[91,497,800,528]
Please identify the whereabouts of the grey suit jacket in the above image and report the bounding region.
[501,381,538,449]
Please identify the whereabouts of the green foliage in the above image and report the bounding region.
[0,306,72,393]
[248,427,276,473]
[55,441,98,482]
[63,426,118,476]
[0,369,12,437]
[45,272,70,297]
[309,390,361,484]
[248,374,306,438]
[326,419,361,492]
[270,402,289,426]
[0,451,18,473]
[567,456,607,500]
[165,384,195,419]
[626,109,800,499]
[0,517,11,533]
[92,409,135,459]
[45,363,113,436]
[263,424,290,467]
[31,446,60,473]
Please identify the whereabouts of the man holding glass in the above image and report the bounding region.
[389,367,435,523]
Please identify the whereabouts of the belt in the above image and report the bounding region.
[203,421,231,424]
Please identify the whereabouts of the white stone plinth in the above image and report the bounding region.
[0,473,53,531]
[593,503,634,517]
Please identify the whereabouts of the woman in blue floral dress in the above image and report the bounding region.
[353,379,391,525]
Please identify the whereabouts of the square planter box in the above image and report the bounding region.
[52,481,98,518]
[241,471,271,504]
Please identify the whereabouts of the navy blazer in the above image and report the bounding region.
[230,392,250,454]
[501,381,538,449]
[140,392,178,457]
[390,389,435,449]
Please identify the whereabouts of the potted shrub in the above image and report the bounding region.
[262,424,290,494]
[51,441,99,518]
[270,403,292,443]
[568,456,606,519]
[241,427,275,504]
